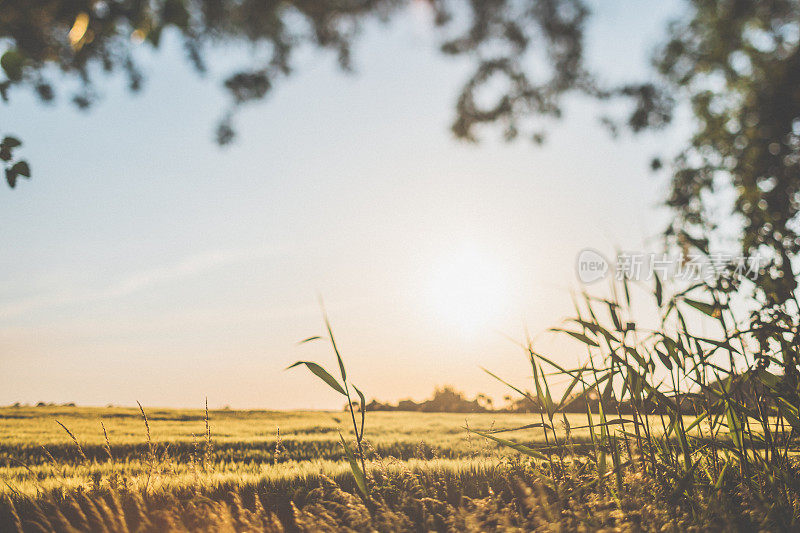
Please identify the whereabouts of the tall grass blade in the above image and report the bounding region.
[286,361,346,396]
[683,298,721,319]
[550,328,599,347]
[352,384,366,440]
[338,432,368,499]
[467,429,549,460]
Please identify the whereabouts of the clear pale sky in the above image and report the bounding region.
[0,1,689,409]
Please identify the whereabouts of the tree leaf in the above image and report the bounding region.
[1,136,21,149]
[5,167,17,188]
[11,161,29,178]
[1,50,24,81]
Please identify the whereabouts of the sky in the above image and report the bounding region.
[0,1,690,409]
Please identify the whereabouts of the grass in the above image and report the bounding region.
[0,406,592,453]
[0,407,613,485]
[3,406,793,530]
[3,277,800,530]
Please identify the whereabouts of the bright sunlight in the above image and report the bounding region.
[427,244,510,336]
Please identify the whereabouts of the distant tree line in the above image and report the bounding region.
[355,374,776,416]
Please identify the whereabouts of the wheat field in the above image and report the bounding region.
[1,404,796,531]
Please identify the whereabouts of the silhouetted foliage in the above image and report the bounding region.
[0,0,653,181]
[0,135,28,187]
[4,1,800,322]
[362,376,779,415]
[365,386,492,413]
[654,0,800,308]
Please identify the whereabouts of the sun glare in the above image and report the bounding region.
[427,245,509,336]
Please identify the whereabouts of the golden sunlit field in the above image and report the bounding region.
[0,406,606,497]
[2,399,799,532]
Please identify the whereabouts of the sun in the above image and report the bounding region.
[427,245,509,336]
